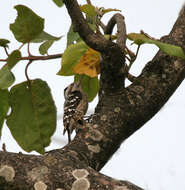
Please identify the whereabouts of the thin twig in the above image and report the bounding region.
[27,43,32,56]
[99,21,106,32]
[3,47,9,56]
[140,30,158,41]
[18,43,25,50]
[135,45,140,60]
[127,73,137,82]
[0,53,63,62]
[128,45,140,71]
[124,64,136,82]
[125,55,131,62]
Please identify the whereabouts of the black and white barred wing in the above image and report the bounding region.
[63,91,82,135]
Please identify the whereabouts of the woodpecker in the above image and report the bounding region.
[63,81,88,143]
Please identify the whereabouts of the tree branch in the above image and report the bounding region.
[104,13,127,50]
[0,150,143,189]
[63,0,117,52]
[0,53,62,62]
[93,2,185,169]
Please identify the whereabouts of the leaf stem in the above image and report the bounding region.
[25,60,33,87]
[18,43,25,50]
[3,47,9,56]
[27,43,32,56]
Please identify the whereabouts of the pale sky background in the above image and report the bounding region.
[0,1,185,189]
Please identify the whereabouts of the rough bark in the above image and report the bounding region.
[0,1,185,190]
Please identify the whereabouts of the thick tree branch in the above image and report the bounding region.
[63,0,108,52]
[104,13,127,50]
[91,3,185,169]
[63,0,123,54]
[0,150,143,189]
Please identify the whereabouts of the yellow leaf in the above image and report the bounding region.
[73,48,100,77]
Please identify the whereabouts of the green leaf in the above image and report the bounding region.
[128,33,185,60]
[57,41,89,76]
[6,79,57,154]
[0,66,15,89]
[7,50,21,70]
[67,23,95,47]
[31,31,61,43]
[103,8,121,14]
[75,75,99,102]
[39,40,54,55]
[0,89,9,138]
[52,0,64,7]
[80,4,97,17]
[67,24,81,47]
[10,5,44,43]
[38,35,62,55]
[0,39,10,48]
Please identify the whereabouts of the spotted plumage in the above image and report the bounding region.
[63,81,88,143]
